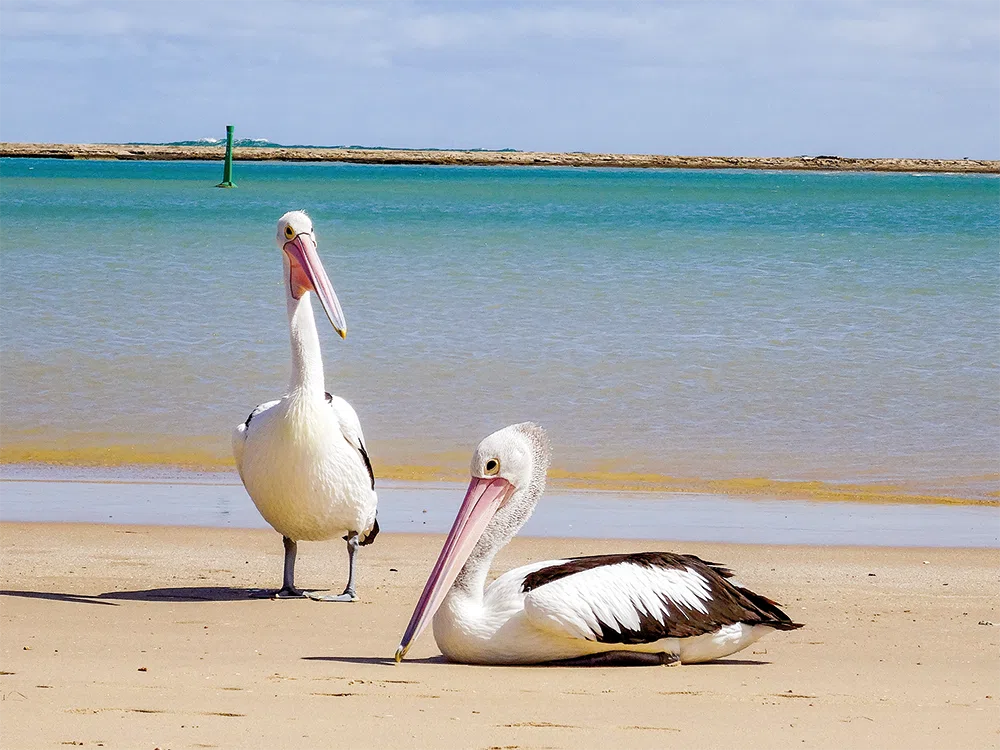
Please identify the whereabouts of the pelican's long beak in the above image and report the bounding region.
[283,233,347,338]
[395,475,514,662]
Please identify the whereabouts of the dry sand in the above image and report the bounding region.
[2,142,998,173]
[1,522,997,749]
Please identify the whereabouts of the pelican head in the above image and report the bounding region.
[276,210,347,338]
[395,422,550,661]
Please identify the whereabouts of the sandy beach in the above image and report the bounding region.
[3,4,997,749]
[2,141,998,173]
[1,522,996,749]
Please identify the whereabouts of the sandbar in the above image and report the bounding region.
[2,142,998,173]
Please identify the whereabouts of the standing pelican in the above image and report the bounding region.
[233,210,378,602]
[396,423,802,664]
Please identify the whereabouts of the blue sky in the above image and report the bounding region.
[1,1,997,158]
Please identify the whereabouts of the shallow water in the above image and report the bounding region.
[1,159,998,501]
[0,467,996,548]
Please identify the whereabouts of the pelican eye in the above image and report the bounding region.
[484,459,500,475]
[284,225,296,240]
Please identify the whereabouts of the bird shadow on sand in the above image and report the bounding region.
[301,654,770,668]
[697,658,771,666]
[103,586,265,602]
[0,589,119,606]
[0,586,271,605]
[519,658,773,668]
[303,655,448,666]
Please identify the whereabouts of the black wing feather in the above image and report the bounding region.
[359,515,379,546]
[356,440,375,491]
[326,391,375,491]
[523,551,803,642]
[243,403,269,429]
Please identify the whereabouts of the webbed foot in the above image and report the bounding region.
[304,589,357,602]
[273,586,307,599]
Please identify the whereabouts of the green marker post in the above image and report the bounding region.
[216,125,236,188]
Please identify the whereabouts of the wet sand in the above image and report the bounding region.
[2,141,998,173]
[2,472,998,547]
[1,522,997,749]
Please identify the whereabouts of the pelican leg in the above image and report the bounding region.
[305,532,359,602]
[274,536,307,598]
[542,651,680,667]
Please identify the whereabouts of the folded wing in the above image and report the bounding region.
[521,552,800,644]
[326,392,375,491]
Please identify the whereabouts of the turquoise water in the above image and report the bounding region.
[1,158,998,500]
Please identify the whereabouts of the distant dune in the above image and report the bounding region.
[2,141,997,173]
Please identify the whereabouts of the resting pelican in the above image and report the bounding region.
[395,423,802,664]
[233,210,378,602]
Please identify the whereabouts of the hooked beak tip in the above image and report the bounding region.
[338,328,347,340]
[394,645,407,663]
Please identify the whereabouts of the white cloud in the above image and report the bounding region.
[1,0,997,156]
[4,1,995,69]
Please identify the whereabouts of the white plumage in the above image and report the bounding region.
[233,211,378,601]
[234,393,375,541]
[431,555,788,665]
[522,561,714,639]
[397,423,802,665]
